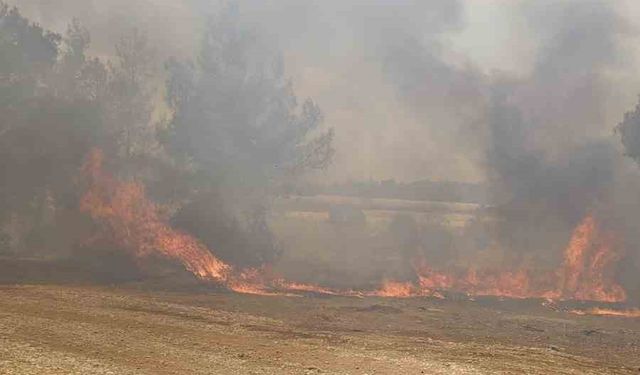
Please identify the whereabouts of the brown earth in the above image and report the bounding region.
[1,284,639,374]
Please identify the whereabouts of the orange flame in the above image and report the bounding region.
[570,308,640,318]
[370,280,416,298]
[80,149,318,296]
[405,215,625,302]
[80,149,231,282]
[560,216,625,302]
[79,149,628,303]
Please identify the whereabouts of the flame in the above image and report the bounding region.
[560,216,625,302]
[80,149,231,282]
[409,265,559,300]
[79,149,628,304]
[405,215,625,302]
[274,280,343,296]
[570,308,640,318]
[369,280,416,298]
[79,149,334,296]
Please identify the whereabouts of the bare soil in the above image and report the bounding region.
[1,283,640,374]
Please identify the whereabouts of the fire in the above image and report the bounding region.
[560,215,625,302]
[274,281,343,296]
[562,216,594,295]
[79,149,629,304]
[79,149,333,296]
[570,308,640,318]
[406,215,625,302]
[409,265,557,300]
[370,280,416,298]
[80,149,231,282]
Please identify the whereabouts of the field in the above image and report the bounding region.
[1,284,640,374]
[270,195,493,288]
[273,195,479,229]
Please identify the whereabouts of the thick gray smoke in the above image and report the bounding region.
[204,0,485,182]
[480,1,640,298]
[7,0,640,293]
[485,1,629,259]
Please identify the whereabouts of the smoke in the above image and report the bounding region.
[206,0,484,182]
[6,0,640,297]
[478,1,640,297]
[7,0,198,58]
[17,0,633,181]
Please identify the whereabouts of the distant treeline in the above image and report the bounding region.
[293,180,488,205]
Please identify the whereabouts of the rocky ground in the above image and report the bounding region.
[0,284,639,374]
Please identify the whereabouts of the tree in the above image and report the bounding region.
[163,4,333,266]
[165,6,332,186]
[0,3,60,129]
[0,5,103,255]
[617,97,640,164]
[107,28,157,164]
[0,3,60,79]
[0,6,159,257]
[54,18,90,97]
[57,23,159,172]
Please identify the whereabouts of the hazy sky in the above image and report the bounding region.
[12,0,640,183]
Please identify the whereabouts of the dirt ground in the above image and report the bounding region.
[1,284,639,374]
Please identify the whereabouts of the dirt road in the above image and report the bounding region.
[0,285,638,374]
